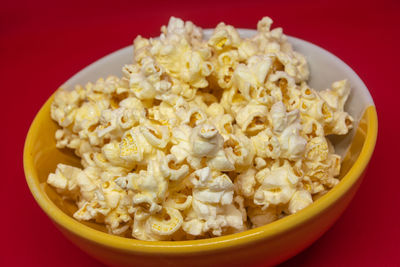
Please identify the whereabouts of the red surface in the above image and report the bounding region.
[2,0,399,266]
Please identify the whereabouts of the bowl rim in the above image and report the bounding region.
[23,31,378,254]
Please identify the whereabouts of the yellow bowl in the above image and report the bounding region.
[23,30,378,267]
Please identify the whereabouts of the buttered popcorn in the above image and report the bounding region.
[48,17,353,240]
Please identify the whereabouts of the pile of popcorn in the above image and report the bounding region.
[48,17,354,241]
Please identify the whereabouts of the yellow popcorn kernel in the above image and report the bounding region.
[73,202,93,221]
[305,137,329,162]
[211,113,234,138]
[248,205,278,228]
[120,133,137,154]
[292,160,304,179]
[180,51,210,89]
[326,112,354,135]
[247,116,267,133]
[235,103,268,134]
[101,184,123,209]
[118,130,145,164]
[209,29,231,51]
[257,17,273,33]
[216,37,228,49]
[105,206,132,235]
[170,124,192,163]
[329,154,341,177]
[190,123,224,158]
[267,71,296,105]
[90,151,115,169]
[269,101,288,133]
[159,154,189,181]
[220,87,245,114]
[76,169,97,195]
[217,50,238,67]
[73,199,111,222]
[165,193,192,211]
[216,65,235,89]
[254,165,298,208]
[109,91,130,109]
[191,168,234,206]
[177,105,206,128]
[221,203,245,232]
[182,218,204,236]
[233,195,247,222]
[47,163,81,192]
[251,129,281,159]
[224,130,255,170]
[119,110,140,130]
[288,190,313,214]
[301,176,313,193]
[140,124,170,149]
[206,149,235,172]
[132,214,153,241]
[320,79,350,110]
[92,76,121,94]
[302,118,324,139]
[73,102,102,133]
[233,56,272,100]
[235,168,257,198]
[132,35,151,62]
[147,207,183,236]
[132,193,162,215]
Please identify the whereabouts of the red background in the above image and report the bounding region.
[1,0,399,266]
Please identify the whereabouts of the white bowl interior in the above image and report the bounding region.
[60,29,374,158]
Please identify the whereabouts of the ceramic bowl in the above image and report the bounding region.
[24,29,378,267]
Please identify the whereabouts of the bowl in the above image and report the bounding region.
[23,29,378,267]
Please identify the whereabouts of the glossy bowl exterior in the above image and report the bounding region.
[23,30,378,267]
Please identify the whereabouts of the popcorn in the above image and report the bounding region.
[178,106,207,128]
[48,163,81,193]
[235,168,257,198]
[118,127,155,164]
[165,193,192,210]
[190,123,223,157]
[223,129,255,171]
[106,208,131,235]
[190,167,234,205]
[146,207,183,237]
[182,218,204,236]
[288,190,313,214]
[140,123,170,149]
[188,199,244,236]
[208,23,241,51]
[48,17,353,241]
[248,205,278,228]
[234,55,272,99]
[206,149,235,171]
[159,154,189,181]
[74,200,110,221]
[251,101,307,161]
[235,102,268,134]
[254,163,299,209]
[210,113,233,138]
